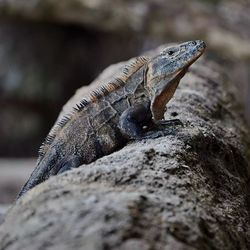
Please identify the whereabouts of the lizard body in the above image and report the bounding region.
[18,40,206,198]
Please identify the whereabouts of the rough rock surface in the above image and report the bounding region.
[0,46,250,249]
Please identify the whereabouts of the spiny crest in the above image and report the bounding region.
[38,55,149,161]
[122,56,148,76]
[37,125,61,162]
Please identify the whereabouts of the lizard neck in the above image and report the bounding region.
[150,68,187,121]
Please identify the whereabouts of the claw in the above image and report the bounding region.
[156,119,183,127]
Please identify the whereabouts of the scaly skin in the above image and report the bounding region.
[17,40,206,199]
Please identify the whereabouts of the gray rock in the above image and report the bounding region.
[0,47,249,249]
[0,205,9,225]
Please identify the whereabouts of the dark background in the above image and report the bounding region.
[0,0,249,204]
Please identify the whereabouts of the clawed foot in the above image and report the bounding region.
[139,129,174,140]
[134,119,183,140]
[155,119,183,128]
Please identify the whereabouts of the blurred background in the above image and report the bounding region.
[0,0,249,217]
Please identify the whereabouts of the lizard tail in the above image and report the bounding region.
[16,157,54,200]
[16,154,82,200]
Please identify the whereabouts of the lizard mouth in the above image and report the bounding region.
[172,45,205,80]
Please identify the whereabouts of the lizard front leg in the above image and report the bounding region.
[119,103,180,140]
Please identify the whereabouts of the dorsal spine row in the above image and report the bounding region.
[37,56,149,161]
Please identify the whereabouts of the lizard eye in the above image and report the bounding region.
[168,50,175,56]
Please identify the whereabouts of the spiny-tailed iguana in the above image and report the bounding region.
[17,40,206,198]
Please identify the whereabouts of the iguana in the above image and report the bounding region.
[17,40,206,198]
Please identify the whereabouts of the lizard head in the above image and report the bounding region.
[145,40,206,121]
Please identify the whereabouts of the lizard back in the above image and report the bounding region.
[38,55,149,164]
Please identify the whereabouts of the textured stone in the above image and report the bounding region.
[0,46,249,249]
